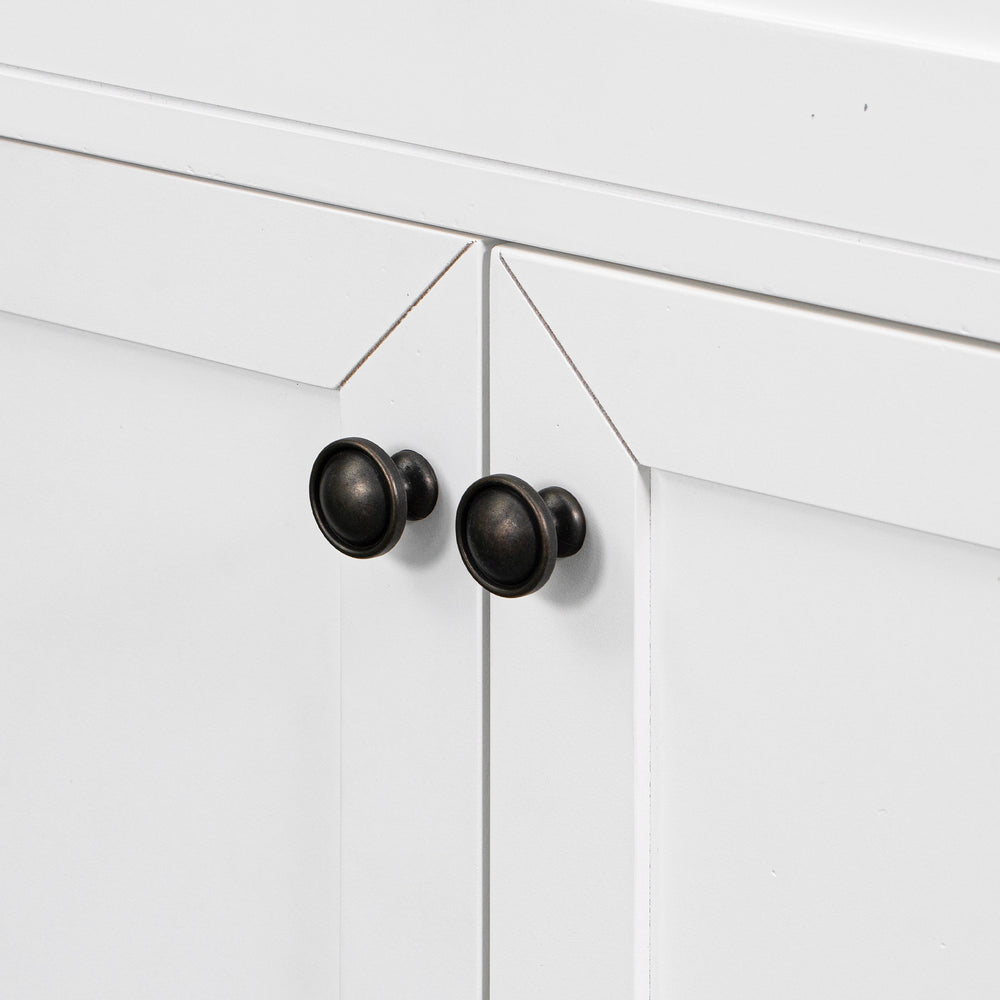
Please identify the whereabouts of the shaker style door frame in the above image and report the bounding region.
[336,236,486,1000]
[0,138,486,999]
[488,245,1000,999]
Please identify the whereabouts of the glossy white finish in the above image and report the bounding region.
[0,312,340,997]
[666,0,1000,56]
[3,3,1000,259]
[651,471,1000,997]
[497,248,1000,551]
[337,242,485,999]
[489,250,649,999]
[0,139,468,386]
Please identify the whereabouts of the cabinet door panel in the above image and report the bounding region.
[490,245,1000,998]
[0,312,340,997]
[651,471,1000,998]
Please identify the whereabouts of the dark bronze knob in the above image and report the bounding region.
[309,437,438,558]
[455,474,586,597]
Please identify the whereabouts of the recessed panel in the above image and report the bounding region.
[0,312,340,997]
[651,470,1000,997]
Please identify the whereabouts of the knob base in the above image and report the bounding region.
[392,449,438,521]
[540,486,587,557]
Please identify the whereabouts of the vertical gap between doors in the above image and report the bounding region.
[635,465,653,1000]
[480,241,494,1000]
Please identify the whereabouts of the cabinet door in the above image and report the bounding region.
[489,246,1000,999]
[0,142,484,1000]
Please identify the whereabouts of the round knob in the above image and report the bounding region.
[455,474,586,597]
[309,437,438,558]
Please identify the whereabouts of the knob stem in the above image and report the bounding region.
[393,449,439,521]
[540,486,587,558]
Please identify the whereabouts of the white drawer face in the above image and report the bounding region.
[488,244,1000,999]
[2,3,999,260]
[0,140,469,387]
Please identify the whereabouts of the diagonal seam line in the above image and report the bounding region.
[339,240,474,387]
[497,253,639,464]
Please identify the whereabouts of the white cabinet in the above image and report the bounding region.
[0,142,484,999]
[489,246,1000,999]
[2,30,1000,989]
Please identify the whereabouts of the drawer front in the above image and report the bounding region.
[0,139,469,387]
[2,3,999,260]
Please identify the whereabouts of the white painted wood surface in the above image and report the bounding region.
[3,71,1000,346]
[0,145,487,997]
[651,471,1000,997]
[664,0,1000,57]
[497,248,1000,552]
[489,250,648,1000]
[2,2,999,259]
[0,312,340,998]
[338,242,485,1000]
[0,139,468,387]
[493,242,1000,998]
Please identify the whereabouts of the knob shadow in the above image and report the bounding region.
[393,479,452,570]
[541,505,601,606]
